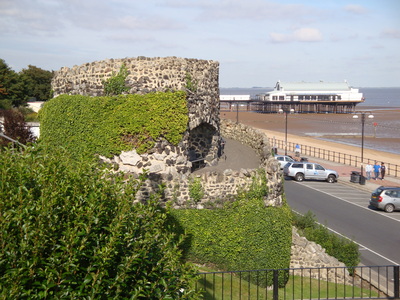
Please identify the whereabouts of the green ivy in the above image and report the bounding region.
[171,171,292,287]
[188,177,204,203]
[39,91,189,157]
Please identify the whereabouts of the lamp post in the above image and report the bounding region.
[353,111,374,185]
[279,108,294,155]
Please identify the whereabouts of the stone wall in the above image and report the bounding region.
[52,56,221,171]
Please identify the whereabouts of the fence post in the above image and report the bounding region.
[273,269,279,300]
[394,265,399,299]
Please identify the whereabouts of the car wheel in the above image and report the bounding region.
[295,173,304,182]
[327,175,336,183]
[384,204,395,213]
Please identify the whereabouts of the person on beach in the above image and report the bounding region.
[380,162,386,180]
[373,161,381,180]
[365,163,373,180]
[294,144,301,160]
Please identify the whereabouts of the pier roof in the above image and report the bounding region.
[276,81,351,92]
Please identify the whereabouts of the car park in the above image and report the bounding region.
[274,155,295,169]
[283,162,338,183]
[369,186,400,213]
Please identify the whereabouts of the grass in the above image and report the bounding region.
[195,266,379,300]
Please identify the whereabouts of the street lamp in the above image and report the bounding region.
[353,111,374,185]
[279,108,294,155]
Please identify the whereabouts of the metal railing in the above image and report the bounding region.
[196,265,400,299]
[269,138,400,178]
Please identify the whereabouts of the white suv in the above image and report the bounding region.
[274,155,295,169]
[283,162,338,183]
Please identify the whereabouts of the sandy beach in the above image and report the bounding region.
[221,110,400,168]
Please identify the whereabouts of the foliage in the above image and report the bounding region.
[292,211,360,270]
[0,146,200,299]
[185,72,198,93]
[20,65,54,101]
[0,59,26,108]
[188,177,204,203]
[0,109,36,146]
[39,91,189,157]
[171,171,293,287]
[103,64,130,96]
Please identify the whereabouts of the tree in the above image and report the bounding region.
[0,109,36,146]
[20,65,53,101]
[0,59,26,108]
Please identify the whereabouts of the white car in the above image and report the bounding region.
[274,155,295,169]
[283,162,338,183]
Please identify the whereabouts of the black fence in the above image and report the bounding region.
[269,138,400,178]
[196,265,400,299]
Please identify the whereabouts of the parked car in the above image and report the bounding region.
[283,162,338,183]
[274,155,295,169]
[369,186,400,213]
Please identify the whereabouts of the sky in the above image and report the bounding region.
[1,0,399,88]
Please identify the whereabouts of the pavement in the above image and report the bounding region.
[194,137,400,193]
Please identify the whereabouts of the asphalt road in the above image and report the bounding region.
[284,179,400,266]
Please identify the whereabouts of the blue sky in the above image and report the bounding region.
[1,0,399,87]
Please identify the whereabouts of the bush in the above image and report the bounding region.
[171,171,292,287]
[0,146,200,299]
[292,211,360,269]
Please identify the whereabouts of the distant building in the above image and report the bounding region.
[260,81,364,103]
[219,95,251,101]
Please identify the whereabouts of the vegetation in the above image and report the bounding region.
[39,91,189,157]
[0,59,53,109]
[171,171,293,288]
[188,177,204,203]
[292,211,360,270]
[0,146,200,299]
[0,109,36,147]
[103,64,130,96]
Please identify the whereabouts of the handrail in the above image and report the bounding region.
[269,137,399,178]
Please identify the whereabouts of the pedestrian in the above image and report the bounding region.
[373,161,381,180]
[365,163,372,180]
[294,144,301,161]
[380,162,386,180]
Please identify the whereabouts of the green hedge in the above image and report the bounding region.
[39,91,189,157]
[0,146,200,299]
[171,171,293,287]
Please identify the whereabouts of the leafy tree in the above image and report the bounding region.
[20,65,53,101]
[0,146,200,299]
[0,109,36,146]
[103,64,130,96]
[0,59,26,108]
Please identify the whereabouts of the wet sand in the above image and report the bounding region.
[221,109,400,167]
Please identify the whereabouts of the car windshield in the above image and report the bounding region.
[372,188,384,195]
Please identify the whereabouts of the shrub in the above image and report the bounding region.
[103,64,130,96]
[0,109,36,146]
[0,146,200,299]
[292,211,360,269]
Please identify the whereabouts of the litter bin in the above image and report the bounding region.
[359,175,366,185]
[350,171,361,183]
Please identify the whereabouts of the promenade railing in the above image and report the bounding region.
[269,138,400,178]
[196,265,400,300]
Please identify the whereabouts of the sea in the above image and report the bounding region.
[220,87,400,155]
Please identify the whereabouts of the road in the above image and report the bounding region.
[284,179,400,266]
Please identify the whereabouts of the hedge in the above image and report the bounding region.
[171,171,293,287]
[38,91,189,157]
[0,146,200,299]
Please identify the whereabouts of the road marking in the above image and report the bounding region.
[292,209,400,265]
[296,181,400,223]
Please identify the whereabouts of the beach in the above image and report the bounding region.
[220,110,400,168]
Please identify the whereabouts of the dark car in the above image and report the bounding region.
[370,186,400,213]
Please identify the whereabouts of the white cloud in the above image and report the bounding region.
[344,4,367,15]
[270,27,322,43]
[381,29,400,39]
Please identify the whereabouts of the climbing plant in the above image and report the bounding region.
[103,64,130,96]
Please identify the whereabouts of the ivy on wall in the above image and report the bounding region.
[39,91,189,157]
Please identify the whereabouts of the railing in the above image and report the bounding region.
[196,265,400,299]
[269,138,400,178]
